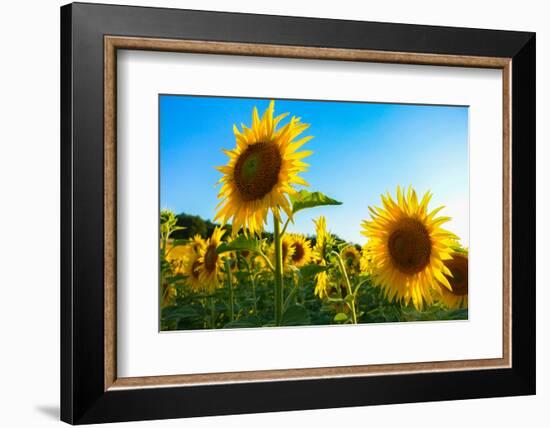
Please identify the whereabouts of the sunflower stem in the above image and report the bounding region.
[280,216,292,236]
[258,250,275,273]
[332,251,358,324]
[273,212,284,326]
[225,258,234,322]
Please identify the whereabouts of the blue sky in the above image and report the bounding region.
[160,95,469,246]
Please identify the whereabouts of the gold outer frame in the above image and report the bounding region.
[104,36,512,391]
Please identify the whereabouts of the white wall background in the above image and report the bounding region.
[0,0,546,427]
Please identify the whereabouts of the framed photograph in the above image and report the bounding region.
[60,2,535,424]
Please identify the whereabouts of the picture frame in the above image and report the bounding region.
[60,2,535,424]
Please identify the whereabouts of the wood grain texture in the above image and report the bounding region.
[106,36,510,68]
[103,36,512,391]
[111,357,507,389]
[104,37,117,391]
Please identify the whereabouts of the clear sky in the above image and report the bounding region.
[160,95,469,246]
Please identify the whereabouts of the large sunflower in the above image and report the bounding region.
[288,234,313,267]
[198,227,226,292]
[436,252,468,309]
[215,100,313,235]
[361,186,456,310]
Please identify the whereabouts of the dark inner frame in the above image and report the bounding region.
[61,2,535,425]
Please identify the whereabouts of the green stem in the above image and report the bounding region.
[332,251,358,324]
[258,250,275,273]
[280,216,292,236]
[273,212,284,325]
[225,258,234,322]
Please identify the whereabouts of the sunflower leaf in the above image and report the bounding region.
[299,264,328,279]
[290,190,342,214]
[216,235,261,254]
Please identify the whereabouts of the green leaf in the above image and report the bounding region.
[334,312,348,323]
[290,190,342,214]
[299,264,328,279]
[281,305,311,326]
[217,235,261,254]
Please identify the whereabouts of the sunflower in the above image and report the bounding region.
[165,235,205,275]
[341,246,360,274]
[164,243,186,274]
[313,216,331,261]
[436,252,468,309]
[281,234,295,264]
[288,234,313,267]
[360,243,374,274]
[361,186,457,310]
[198,227,226,292]
[215,100,313,235]
[314,270,329,299]
[269,234,295,267]
[181,245,204,292]
[313,216,331,298]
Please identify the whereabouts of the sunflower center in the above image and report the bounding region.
[204,245,218,272]
[234,141,282,201]
[446,255,468,296]
[292,243,305,262]
[388,218,431,275]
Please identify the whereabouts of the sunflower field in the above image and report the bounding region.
[160,101,468,331]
